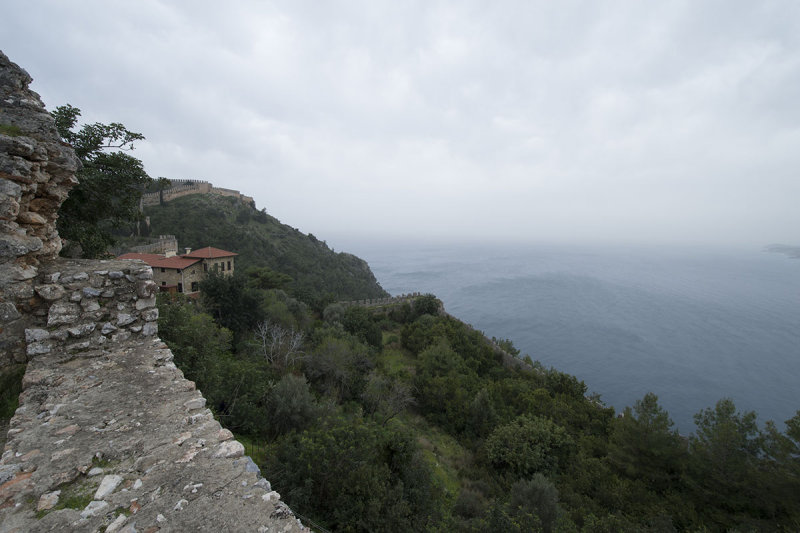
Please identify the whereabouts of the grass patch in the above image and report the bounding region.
[406,414,470,500]
[37,476,99,519]
[379,347,416,378]
[91,455,112,468]
[0,123,23,137]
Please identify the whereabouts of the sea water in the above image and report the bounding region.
[342,240,800,433]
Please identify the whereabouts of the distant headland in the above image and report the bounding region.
[765,244,800,259]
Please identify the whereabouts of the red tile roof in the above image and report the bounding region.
[118,253,201,270]
[183,246,238,259]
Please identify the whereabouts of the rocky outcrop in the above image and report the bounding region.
[0,51,80,368]
[0,52,306,532]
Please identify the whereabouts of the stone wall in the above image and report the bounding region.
[128,234,178,255]
[140,181,212,207]
[140,181,255,209]
[340,292,423,308]
[0,51,306,532]
[0,51,80,368]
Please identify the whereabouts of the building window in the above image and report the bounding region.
[177,269,182,273]
[191,281,199,292]
[227,261,231,270]
[204,263,208,272]
[161,281,166,286]
[161,268,165,272]
[178,283,183,293]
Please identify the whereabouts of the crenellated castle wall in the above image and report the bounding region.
[140,180,255,209]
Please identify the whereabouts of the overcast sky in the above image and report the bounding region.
[4,1,799,248]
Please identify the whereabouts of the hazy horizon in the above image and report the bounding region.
[4,1,799,247]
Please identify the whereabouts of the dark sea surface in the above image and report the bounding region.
[344,240,800,433]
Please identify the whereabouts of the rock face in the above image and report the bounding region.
[0,50,80,368]
[0,52,307,532]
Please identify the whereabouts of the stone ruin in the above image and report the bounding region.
[0,51,306,532]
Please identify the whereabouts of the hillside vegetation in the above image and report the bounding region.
[158,283,800,532]
[140,194,387,305]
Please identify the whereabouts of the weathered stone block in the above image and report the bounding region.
[26,341,51,356]
[34,283,65,301]
[81,299,100,312]
[17,211,46,225]
[47,301,80,326]
[94,474,123,499]
[0,301,21,322]
[67,323,96,338]
[135,296,156,310]
[82,287,102,298]
[213,440,245,459]
[37,490,60,511]
[116,313,136,326]
[0,176,22,197]
[142,322,158,336]
[66,340,90,351]
[184,397,206,411]
[0,233,42,257]
[0,196,20,219]
[80,500,108,519]
[24,328,49,343]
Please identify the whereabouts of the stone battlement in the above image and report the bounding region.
[339,292,423,308]
[140,180,255,209]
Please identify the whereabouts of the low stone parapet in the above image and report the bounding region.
[24,259,160,359]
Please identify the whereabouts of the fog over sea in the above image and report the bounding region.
[342,240,800,433]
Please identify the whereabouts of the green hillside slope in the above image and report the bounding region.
[141,194,387,304]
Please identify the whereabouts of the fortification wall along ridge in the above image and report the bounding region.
[0,51,306,532]
[140,180,255,208]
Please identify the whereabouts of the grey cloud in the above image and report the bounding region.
[3,0,799,246]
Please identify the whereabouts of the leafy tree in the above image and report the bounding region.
[322,302,346,324]
[361,371,415,425]
[689,398,763,524]
[156,294,232,385]
[507,475,560,533]
[200,271,265,345]
[485,414,574,477]
[304,336,374,402]
[265,374,319,438]
[342,305,383,348]
[760,412,800,525]
[53,104,150,257]
[412,294,440,318]
[608,393,686,492]
[263,417,446,532]
[244,265,293,291]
